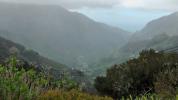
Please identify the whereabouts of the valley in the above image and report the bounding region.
[0,1,178,100]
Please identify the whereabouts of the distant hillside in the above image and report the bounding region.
[0,35,94,91]
[119,12,178,60]
[0,2,130,69]
[132,12,178,41]
[120,12,178,57]
[93,12,178,76]
[0,35,69,76]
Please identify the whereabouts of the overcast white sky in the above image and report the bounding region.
[0,0,177,31]
[1,0,178,11]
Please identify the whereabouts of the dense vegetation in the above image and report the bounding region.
[0,57,112,100]
[0,4,178,99]
[1,35,178,99]
[95,49,178,99]
[0,63,46,99]
[0,36,93,92]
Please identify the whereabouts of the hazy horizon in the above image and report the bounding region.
[72,8,172,32]
[0,0,177,32]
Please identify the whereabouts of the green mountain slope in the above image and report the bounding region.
[0,35,69,76]
[132,12,178,41]
[0,35,94,91]
[0,2,130,69]
[118,12,178,61]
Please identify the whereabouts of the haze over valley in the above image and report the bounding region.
[0,0,178,99]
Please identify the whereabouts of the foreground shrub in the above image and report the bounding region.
[0,57,112,100]
[154,66,178,99]
[122,94,160,100]
[0,58,49,100]
[38,89,113,100]
[0,57,78,100]
[95,49,178,99]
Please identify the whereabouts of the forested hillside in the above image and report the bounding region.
[0,35,68,73]
[95,49,178,99]
[0,35,92,89]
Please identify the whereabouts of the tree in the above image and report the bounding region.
[95,49,178,99]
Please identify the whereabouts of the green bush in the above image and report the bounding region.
[0,57,78,100]
[0,57,112,100]
[95,49,178,99]
[0,58,49,100]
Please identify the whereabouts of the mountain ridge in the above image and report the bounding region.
[131,12,178,41]
[0,2,130,69]
[93,12,178,76]
[0,35,69,76]
[118,11,178,61]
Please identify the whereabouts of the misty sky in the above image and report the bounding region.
[1,0,177,32]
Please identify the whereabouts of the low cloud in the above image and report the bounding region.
[0,0,120,9]
[0,0,178,11]
[120,0,178,11]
